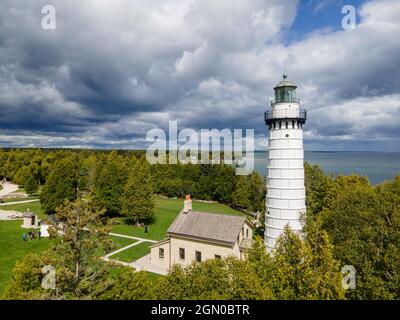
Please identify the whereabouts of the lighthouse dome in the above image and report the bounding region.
[274,74,297,90]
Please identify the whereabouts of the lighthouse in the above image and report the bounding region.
[264,75,307,251]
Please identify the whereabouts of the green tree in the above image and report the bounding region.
[100,268,155,300]
[156,257,271,300]
[13,165,31,186]
[248,172,265,213]
[322,178,400,299]
[40,158,78,214]
[25,176,39,196]
[121,159,155,222]
[272,226,344,299]
[304,218,345,299]
[94,151,128,215]
[212,165,236,204]
[304,162,331,216]
[247,236,274,287]
[232,176,251,210]
[4,198,113,299]
[3,253,53,300]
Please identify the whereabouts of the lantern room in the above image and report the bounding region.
[273,74,298,104]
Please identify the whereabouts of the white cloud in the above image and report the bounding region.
[0,0,399,150]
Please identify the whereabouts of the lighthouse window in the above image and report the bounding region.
[285,121,288,129]
[286,134,289,138]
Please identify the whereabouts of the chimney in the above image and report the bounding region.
[183,195,192,214]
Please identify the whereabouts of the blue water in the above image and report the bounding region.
[254,151,400,185]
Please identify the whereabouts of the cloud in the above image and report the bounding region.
[0,0,399,151]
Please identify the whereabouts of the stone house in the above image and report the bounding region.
[149,195,254,273]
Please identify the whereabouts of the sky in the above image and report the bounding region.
[0,0,399,151]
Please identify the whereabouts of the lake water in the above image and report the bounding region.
[254,151,400,185]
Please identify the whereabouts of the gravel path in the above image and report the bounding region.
[0,182,18,197]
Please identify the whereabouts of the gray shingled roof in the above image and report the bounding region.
[167,210,248,245]
[274,75,297,89]
[23,212,36,218]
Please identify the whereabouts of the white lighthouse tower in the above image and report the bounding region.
[264,75,307,251]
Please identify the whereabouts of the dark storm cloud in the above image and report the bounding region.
[0,0,399,150]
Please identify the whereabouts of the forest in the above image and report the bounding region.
[0,148,399,300]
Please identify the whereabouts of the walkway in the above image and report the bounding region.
[0,209,22,220]
[103,232,168,275]
[0,182,18,197]
[0,199,40,206]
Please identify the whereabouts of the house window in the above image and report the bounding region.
[215,255,221,259]
[242,227,244,237]
[195,251,202,262]
[179,248,185,261]
[159,248,164,260]
[246,228,249,238]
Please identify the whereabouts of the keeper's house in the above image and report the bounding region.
[149,195,254,272]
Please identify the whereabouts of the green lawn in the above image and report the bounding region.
[109,242,152,263]
[1,196,39,203]
[0,222,144,297]
[0,220,50,297]
[0,201,44,218]
[0,197,242,295]
[111,197,244,241]
[108,236,137,253]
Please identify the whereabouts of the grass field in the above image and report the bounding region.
[0,222,143,297]
[108,236,138,253]
[109,242,152,263]
[0,201,44,218]
[0,196,39,203]
[0,196,243,296]
[0,220,50,296]
[111,197,244,241]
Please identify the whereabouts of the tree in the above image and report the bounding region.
[48,198,113,299]
[13,165,31,186]
[303,218,345,299]
[4,198,114,299]
[247,236,274,288]
[25,176,39,196]
[93,151,128,215]
[121,159,155,222]
[3,253,52,300]
[100,268,155,300]
[322,178,400,299]
[272,226,344,299]
[40,158,78,214]
[304,162,331,216]
[231,176,251,210]
[155,257,271,300]
[212,165,236,204]
[248,172,265,213]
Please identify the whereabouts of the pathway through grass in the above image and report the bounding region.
[109,242,152,263]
